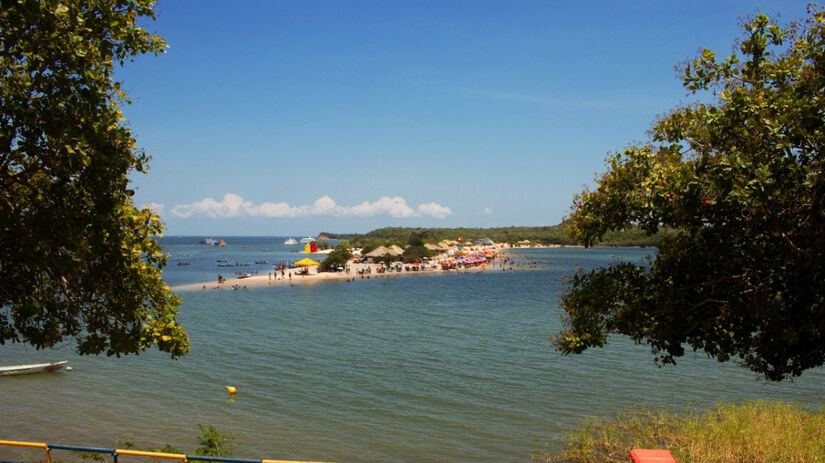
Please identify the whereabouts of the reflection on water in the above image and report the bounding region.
[1,240,823,463]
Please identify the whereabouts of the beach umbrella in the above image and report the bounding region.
[294,257,321,267]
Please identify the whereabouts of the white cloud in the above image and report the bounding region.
[170,193,251,218]
[169,194,452,219]
[251,201,307,218]
[418,202,453,219]
[351,196,417,218]
[481,207,493,215]
[141,202,165,215]
[309,195,347,216]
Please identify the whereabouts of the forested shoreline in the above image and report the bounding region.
[320,224,669,248]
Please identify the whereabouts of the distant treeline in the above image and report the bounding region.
[319,225,670,248]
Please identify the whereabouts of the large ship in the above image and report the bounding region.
[284,238,298,245]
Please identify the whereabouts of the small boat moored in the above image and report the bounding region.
[0,361,69,376]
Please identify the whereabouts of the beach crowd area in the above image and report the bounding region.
[174,242,548,291]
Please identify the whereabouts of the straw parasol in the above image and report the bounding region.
[366,246,401,258]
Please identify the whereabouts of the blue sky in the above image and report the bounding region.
[122,0,811,236]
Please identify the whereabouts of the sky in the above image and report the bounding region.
[121,0,812,236]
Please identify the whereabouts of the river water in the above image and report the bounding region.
[2,237,823,462]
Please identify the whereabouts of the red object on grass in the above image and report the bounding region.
[629,449,676,463]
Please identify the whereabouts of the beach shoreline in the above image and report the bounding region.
[171,242,534,291]
[170,241,588,292]
[173,261,493,291]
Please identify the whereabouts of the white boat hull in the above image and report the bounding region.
[0,361,69,376]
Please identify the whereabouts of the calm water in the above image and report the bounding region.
[2,237,824,462]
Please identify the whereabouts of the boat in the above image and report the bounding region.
[218,261,249,267]
[212,239,227,247]
[284,238,298,245]
[237,273,252,279]
[202,238,217,245]
[0,361,69,376]
[299,236,315,243]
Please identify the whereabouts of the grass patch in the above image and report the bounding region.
[537,401,825,463]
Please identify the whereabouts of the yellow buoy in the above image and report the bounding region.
[226,386,237,395]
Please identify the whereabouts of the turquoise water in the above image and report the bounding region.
[2,238,824,462]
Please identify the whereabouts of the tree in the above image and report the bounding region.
[193,424,238,457]
[402,244,432,263]
[320,241,352,272]
[0,0,189,357]
[553,8,825,381]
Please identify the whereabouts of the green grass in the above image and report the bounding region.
[537,401,825,463]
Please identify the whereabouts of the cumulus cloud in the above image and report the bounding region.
[252,201,307,218]
[418,202,453,219]
[169,194,452,219]
[310,196,341,215]
[170,193,251,218]
[481,207,492,215]
[141,202,165,214]
[351,196,417,218]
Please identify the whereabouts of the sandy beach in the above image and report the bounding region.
[174,263,469,291]
[173,243,516,291]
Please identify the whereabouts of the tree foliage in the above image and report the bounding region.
[320,241,352,272]
[554,8,825,380]
[193,424,237,457]
[330,225,667,249]
[0,0,189,357]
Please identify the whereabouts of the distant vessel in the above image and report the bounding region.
[284,238,298,245]
[202,238,217,245]
[218,261,249,267]
[300,236,315,243]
